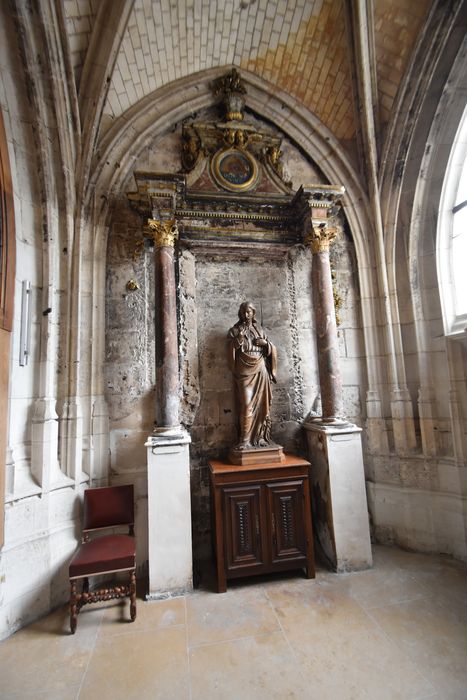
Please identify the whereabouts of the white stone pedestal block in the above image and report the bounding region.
[145,431,193,599]
[304,422,372,571]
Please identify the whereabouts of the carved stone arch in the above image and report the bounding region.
[380,0,467,341]
[91,68,373,265]
[412,43,467,338]
[383,19,467,458]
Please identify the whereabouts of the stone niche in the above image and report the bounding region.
[105,104,365,562]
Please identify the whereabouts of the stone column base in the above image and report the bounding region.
[145,431,193,599]
[304,421,372,572]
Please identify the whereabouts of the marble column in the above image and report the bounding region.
[149,218,181,432]
[306,224,344,422]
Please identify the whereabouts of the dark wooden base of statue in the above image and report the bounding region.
[209,454,315,593]
[229,443,284,466]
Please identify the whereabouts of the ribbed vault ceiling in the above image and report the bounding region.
[63,0,432,145]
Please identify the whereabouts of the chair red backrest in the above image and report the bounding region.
[83,484,134,532]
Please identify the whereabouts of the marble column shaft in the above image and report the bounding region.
[152,222,180,429]
[310,237,344,420]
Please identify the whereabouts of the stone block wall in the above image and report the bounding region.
[0,9,84,639]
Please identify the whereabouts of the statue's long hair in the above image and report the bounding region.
[237,301,257,325]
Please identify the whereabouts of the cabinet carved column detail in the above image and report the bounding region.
[279,496,294,549]
[237,501,250,554]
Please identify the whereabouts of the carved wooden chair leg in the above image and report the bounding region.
[130,569,137,621]
[70,580,78,634]
[83,577,89,593]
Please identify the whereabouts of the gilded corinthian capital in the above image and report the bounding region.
[304,224,338,254]
[147,219,179,247]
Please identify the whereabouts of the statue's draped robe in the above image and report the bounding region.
[227,321,277,446]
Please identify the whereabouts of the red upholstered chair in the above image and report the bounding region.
[69,484,136,634]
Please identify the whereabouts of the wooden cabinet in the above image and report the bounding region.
[209,455,315,592]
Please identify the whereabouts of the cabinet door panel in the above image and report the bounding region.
[267,481,307,564]
[223,485,266,572]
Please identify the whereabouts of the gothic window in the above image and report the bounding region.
[452,158,467,317]
[437,105,467,337]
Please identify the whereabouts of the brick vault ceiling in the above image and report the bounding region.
[64,0,432,143]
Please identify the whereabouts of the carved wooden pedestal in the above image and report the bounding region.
[209,455,315,592]
[229,443,284,466]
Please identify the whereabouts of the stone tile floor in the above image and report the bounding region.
[1,544,467,699]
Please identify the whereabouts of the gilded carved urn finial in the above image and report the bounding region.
[213,68,246,121]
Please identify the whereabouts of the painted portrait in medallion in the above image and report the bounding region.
[211,147,259,192]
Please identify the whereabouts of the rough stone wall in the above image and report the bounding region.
[105,202,156,472]
[0,7,80,640]
[107,162,364,562]
[331,229,366,425]
[182,251,315,555]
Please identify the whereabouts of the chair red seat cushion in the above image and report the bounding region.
[69,535,136,578]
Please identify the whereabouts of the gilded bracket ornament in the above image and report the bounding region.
[266,145,292,188]
[126,279,140,291]
[181,127,201,172]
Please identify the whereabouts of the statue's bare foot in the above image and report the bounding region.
[258,439,269,447]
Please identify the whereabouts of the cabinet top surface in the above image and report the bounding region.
[209,454,310,475]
